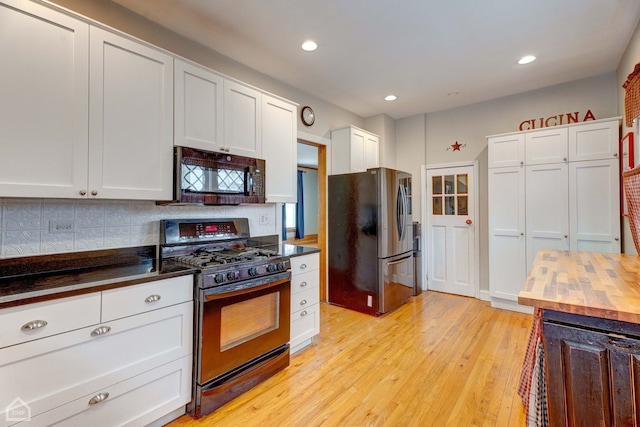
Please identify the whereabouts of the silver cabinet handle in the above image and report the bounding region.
[300,310,308,317]
[615,237,620,241]
[90,326,111,337]
[88,392,109,406]
[90,190,98,196]
[145,294,161,303]
[299,281,308,288]
[21,320,48,331]
[300,299,307,306]
[79,189,87,196]
[614,152,618,157]
[300,263,307,270]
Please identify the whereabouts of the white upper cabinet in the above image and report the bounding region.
[525,127,568,165]
[487,134,524,168]
[174,59,224,152]
[568,119,619,161]
[0,1,89,198]
[331,126,380,174]
[89,27,174,200]
[262,95,297,203]
[224,80,262,158]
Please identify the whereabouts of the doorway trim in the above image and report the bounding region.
[421,160,480,298]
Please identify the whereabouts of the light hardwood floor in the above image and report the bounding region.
[167,291,532,427]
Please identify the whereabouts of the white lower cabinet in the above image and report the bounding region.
[0,275,193,427]
[290,254,320,353]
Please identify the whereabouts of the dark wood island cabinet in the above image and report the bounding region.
[519,250,640,426]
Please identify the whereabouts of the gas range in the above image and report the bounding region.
[159,218,290,289]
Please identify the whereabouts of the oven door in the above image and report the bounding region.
[198,272,290,384]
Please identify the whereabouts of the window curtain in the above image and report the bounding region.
[623,62,640,126]
[295,170,305,239]
[281,203,287,241]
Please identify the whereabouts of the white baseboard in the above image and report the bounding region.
[146,407,186,427]
[490,298,534,314]
[478,289,491,301]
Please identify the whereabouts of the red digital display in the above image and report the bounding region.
[205,225,219,232]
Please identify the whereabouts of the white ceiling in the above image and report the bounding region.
[111,0,640,120]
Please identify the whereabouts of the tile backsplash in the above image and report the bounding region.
[0,198,278,258]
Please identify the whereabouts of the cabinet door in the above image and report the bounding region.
[568,119,620,161]
[224,80,262,157]
[544,320,640,426]
[364,133,379,170]
[174,59,224,152]
[525,127,568,165]
[487,134,525,168]
[0,1,89,198]
[569,159,620,253]
[262,95,297,203]
[89,26,174,201]
[488,166,526,301]
[525,163,569,272]
[350,129,366,172]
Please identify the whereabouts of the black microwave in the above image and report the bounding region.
[174,146,265,205]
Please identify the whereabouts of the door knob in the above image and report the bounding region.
[465,219,472,225]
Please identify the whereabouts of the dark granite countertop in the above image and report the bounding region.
[280,244,321,257]
[0,246,194,308]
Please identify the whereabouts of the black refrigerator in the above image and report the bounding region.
[328,167,414,316]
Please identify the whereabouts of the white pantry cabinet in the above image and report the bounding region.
[330,126,379,174]
[290,253,320,353]
[0,275,193,427]
[174,58,224,152]
[89,26,174,201]
[262,94,298,203]
[0,0,89,198]
[487,118,621,312]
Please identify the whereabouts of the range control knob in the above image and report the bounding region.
[276,262,287,271]
[214,273,226,284]
[248,267,259,277]
[266,264,277,273]
[227,271,239,281]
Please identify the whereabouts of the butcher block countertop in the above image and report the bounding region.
[518,250,640,324]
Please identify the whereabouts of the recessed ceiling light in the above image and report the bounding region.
[384,95,397,101]
[518,55,536,65]
[301,40,317,52]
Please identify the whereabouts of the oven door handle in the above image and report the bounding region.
[202,274,290,301]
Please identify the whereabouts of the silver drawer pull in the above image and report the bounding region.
[90,326,111,337]
[300,310,308,317]
[300,281,308,288]
[21,320,48,331]
[300,299,307,306]
[145,294,161,303]
[88,392,109,406]
[300,263,307,270]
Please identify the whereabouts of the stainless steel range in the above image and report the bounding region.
[159,218,291,418]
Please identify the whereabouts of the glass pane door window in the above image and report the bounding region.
[432,174,469,216]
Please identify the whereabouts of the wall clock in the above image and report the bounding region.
[301,106,315,126]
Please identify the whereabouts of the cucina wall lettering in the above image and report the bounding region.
[519,109,596,131]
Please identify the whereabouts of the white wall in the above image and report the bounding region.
[617,19,640,254]
[396,73,618,293]
[396,114,426,222]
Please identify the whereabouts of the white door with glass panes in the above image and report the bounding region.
[426,165,477,297]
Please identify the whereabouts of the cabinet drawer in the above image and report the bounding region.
[24,355,191,427]
[290,253,319,275]
[0,302,192,424]
[0,293,100,349]
[291,287,319,313]
[291,303,320,350]
[291,270,319,295]
[101,275,193,321]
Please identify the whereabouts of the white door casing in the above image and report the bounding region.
[423,162,479,297]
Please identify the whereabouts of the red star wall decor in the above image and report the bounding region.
[446,141,466,152]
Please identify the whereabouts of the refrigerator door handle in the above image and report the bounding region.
[387,254,412,266]
[396,185,404,240]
